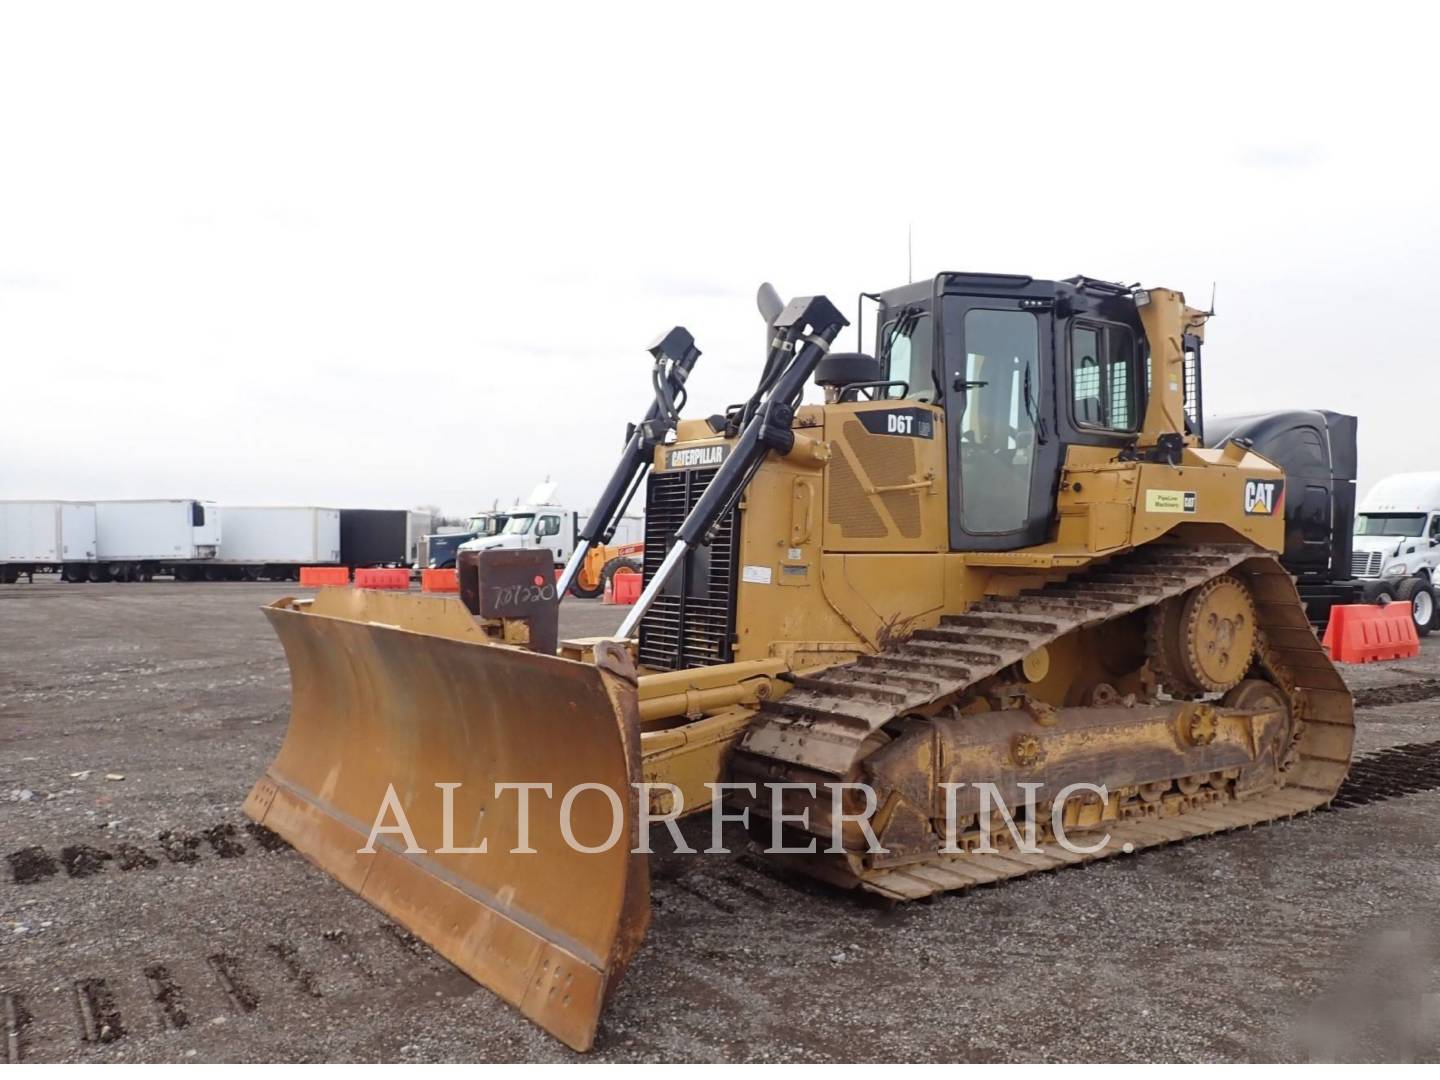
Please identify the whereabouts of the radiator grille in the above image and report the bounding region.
[638,466,739,671]
[1352,550,1384,578]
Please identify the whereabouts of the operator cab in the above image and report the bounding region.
[851,273,1197,552]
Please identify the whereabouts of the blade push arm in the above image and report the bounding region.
[616,295,848,638]
[555,327,701,600]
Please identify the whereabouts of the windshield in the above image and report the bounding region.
[468,515,500,535]
[502,514,535,535]
[879,311,937,402]
[1356,513,1426,537]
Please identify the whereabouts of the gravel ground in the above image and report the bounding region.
[3,578,1440,1062]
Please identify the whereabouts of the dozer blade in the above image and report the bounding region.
[243,588,648,1051]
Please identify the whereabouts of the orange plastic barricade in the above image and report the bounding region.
[421,568,459,593]
[1322,602,1420,663]
[353,567,410,590]
[299,566,349,587]
[607,569,642,606]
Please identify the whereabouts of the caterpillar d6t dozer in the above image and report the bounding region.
[247,274,1355,1050]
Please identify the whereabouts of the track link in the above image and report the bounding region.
[735,541,1356,899]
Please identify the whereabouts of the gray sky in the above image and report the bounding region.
[2,3,1436,512]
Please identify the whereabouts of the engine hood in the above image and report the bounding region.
[1351,535,1413,556]
[457,534,511,554]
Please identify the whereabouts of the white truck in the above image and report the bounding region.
[0,501,97,583]
[457,483,642,569]
[214,506,342,580]
[421,512,511,570]
[1351,472,1440,630]
[93,499,222,581]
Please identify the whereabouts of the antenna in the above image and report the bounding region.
[1208,281,1217,316]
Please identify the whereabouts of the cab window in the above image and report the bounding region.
[537,515,561,537]
[1071,322,1139,432]
[879,312,936,402]
[502,514,535,535]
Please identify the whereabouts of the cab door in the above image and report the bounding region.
[535,513,565,562]
[939,294,1060,551]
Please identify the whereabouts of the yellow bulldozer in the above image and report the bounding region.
[245,273,1354,1051]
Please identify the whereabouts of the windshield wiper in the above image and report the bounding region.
[1023,361,1048,444]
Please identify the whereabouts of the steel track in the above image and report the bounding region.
[734,542,1356,900]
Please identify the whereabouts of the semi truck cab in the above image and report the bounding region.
[458,504,579,567]
[423,511,509,569]
[1352,475,1440,582]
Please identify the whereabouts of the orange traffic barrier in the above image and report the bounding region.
[605,569,642,606]
[299,566,349,587]
[1322,601,1419,663]
[421,568,459,593]
[354,567,410,591]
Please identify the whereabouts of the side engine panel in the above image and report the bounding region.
[822,401,949,553]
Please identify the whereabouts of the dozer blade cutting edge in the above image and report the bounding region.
[243,588,649,1052]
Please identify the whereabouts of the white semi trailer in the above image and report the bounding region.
[213,506,341,580]
[0,501,97,583]
[93,499,221,581]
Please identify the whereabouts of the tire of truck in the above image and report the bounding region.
[1361,579,1396,605]
[1396,577,1434,638]
[62,564,83,583]
[88,564,109,583]
[600,556,643,597]
[1,566,17,585]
